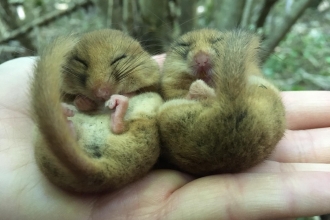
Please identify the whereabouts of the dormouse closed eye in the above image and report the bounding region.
[177,42,191,47]
[111,54,127,65]
[210,37,223,44]
[73,56,88,68]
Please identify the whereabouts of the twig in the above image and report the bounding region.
[241,0,255,28]
[214,0,246,29]
[0,0,35,49]
[106,0,113,27]
[255,0,278,29]
[0,0,17,29]
[0,0,93,45]
[261,0,312,62]
[0,45,26,53]
[299,70,330,90]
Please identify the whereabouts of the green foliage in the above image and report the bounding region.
[263,9,330,91]
[1,0,329,92]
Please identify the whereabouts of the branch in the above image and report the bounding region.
[136,0,174,53]
[255,0,278,29]
[178,0,197,33]
[0,0,93,45]
[0,0,35,49]
[299,70,330,90]
[106,0,113,27]
[240,0,255,28]
[0,0,18,29]
[0,45,25,52]
[261,0,312,62]
[214,0,245,30]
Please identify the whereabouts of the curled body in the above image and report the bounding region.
[158,29,286,175]
[32,29,163,193]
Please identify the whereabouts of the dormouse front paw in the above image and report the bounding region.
[186,79,216,100]
[74,95,97,111]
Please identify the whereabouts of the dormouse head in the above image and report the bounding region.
[163,29,261,86]
[62,29,160,105]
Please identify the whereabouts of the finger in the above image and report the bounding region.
[282,91,330,130]
[163,172,330,220]
[0,57,36,115]
[248,160,330,173]
[269,128,330,163]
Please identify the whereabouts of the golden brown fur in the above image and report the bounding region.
[31,30,163,193]
[61,29,160,110]
[158,29,286,175]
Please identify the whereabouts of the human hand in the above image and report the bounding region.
[1,57,330,220]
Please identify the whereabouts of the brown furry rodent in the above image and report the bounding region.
[158,29,286,175]
[31,29,163,193]
[61,29,160,112]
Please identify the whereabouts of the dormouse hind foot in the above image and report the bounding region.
[74,94,97,111]
[186,79,216,100]
[106,95,129,134]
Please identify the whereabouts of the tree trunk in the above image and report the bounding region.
[255,0,278,30]
[178,0,197,34]
[261,0,313,62]
[134,0,180,54]
[214,0,245,30]
[240,0,255,28]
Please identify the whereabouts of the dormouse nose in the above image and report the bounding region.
[193,51,212,72]
[194,51,210,66]
[93,85,112,101]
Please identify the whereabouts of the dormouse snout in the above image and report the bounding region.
[193,51,212,73]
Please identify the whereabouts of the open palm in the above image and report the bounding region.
[1,57,330,220]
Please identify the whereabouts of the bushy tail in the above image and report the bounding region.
[31,36,100,176]
[213,30,261,102]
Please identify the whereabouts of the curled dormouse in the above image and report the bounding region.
[32,29,163,193]
[158,29,286,175]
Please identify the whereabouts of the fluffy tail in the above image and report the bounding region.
[213,30,262,101]
[31,36,100,176]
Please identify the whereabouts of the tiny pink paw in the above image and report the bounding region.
[108,95,129,134]
[61,104,74,117]
[106,95,129,109]
[61,104,77,138]
[105,99,116,109]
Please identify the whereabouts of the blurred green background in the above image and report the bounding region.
[0,0,329,91]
